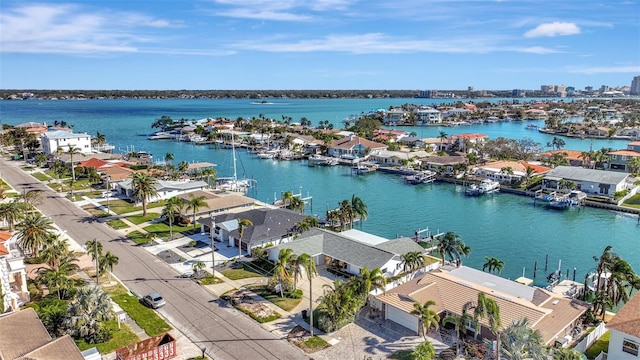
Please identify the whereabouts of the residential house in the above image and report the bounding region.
[182,190,256,222]
[608,141,640,172]
[397,136,426,149]
[0,231,29,312]
[14,122,48,136]
[267,228,428,278]
[443,108,472,118]
[607,292,640,359]
[448,133,488,153]
[201,208,308,253]
[369,150,429,167]
[539,150,587,167]
[414,108,442,125]
[0,307,85,360]
[374,266,589,345]
[327,135,387,159]
[421,155,467,175]
[382,108,407,126]
[373,129,409,143]
[541,166,631,196]
[40,130,92,155]
[115,178,209,203]
[474,160,551,184]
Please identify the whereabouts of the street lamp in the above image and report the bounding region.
[210,216,216,276]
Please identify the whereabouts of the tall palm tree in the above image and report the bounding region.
[338,200,355,231]
[482,257,505,274]
[298,253,318,336]
[438,131,448,152]
[401,251,425,273]
[99,251,119,283]
[442,301,474,355]
[187,194,206,230]
[500,318,545,360]
[325,209,341,231]
[553,347,583,360]
[65,145,85,199]
[0,199,22,231]
[274,248,294,297]
[236,218,253,258]
[17,213,54,257]
[162,196,184,240]
[350,194,368,227]
[412,300,440,339]
[164,152,174,169]
[353,267,386,298]
[130,172,158,216]
[39,234,70,269]
[437,232,470,266]
[473,291,501,349]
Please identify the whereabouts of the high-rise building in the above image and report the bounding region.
[631,76,640,95]
[512,89,526,97]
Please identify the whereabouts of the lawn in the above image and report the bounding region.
[623,194,640,209]
[127,230,154,244]
[107,219,129,230]
[585,330,610,359]
[105,284,172,337]
[143,222,197,240]
[126,213,160,225]
[249,285,301,312]
[106,199,166,215]
[31,172,52,182]
[75,319,139,354]
[221,263,265,280]
[197,273,224,285]
[297,336,330,353]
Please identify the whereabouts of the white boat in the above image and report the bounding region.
[404,170,436,185]
[257,151,277,159]
[215,132,256,193]
[525,124,539,130]
[465,179,500,196]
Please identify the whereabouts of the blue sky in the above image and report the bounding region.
[1,0,639,90]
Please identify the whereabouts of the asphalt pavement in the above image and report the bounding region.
[0,158,308,360]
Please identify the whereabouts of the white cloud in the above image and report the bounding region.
[566,65,640,74]
[524,22,581,38]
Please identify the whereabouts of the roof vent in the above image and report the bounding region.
[552,300,559,305]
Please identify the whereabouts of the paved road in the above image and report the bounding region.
[1,159,308,360]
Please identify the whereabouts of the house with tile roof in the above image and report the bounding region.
[541,166,631,197]
[369,150,429,167]
[474,160,551,184]
[538,150,586,167]
[608,141,640,173]
[267,228,428,278]
[0,307,85,360]
[421,154,467,175]
[40,130,92,155]
[327,135,387,159]
[374,266,589,345]
[607,292,640,359]
[0,231,29,311]
[200,207,308,253]
[115,178,209,203]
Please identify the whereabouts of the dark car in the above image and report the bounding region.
[142,292,166,309]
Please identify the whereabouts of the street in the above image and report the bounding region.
[0,158,308,360]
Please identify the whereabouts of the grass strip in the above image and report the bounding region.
[106,284,172,336]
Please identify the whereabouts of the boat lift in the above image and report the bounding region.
[414,227,445,253]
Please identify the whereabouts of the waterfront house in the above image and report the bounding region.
[448,133,488,153]
[0,231,29,311]
[443,108,472,118]
[267,228,428,278]
[369,150,429,167]
[327,135,387,159]
[382,108,407,126]
[373,129,409,142]
[115,178,209,203]
[414,108,442,125]
[421,155,467,175]
[0,307,85,360]
[397,136,426,149]
[373,266,588,345]
[40,130,92,155]
[608,141,640,172]
[606,292,640,359]
[541,166,630,197]
[539,150,586,167]
[474,160,551,184]
[14,121,48,136]
[202,208,307,253]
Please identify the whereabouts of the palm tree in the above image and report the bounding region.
[99,251,119,283]
[473,291,501,349]
[401,251,425,273]
[500,318,545,360]
[350,194,368,227]
[66,285,114,342]
[162,196,184,240]
[164,152,174,169]
[353,267,386,298]
[411,300,440,339]
[236,218,253,258]
[298,253,318,336]
[628,156,640,176]
[482,257,505,274]
[65,145,85,199]
[274,248,294,297]
[325,209,341,230]
[553,347,583,360]
[411,340,436,360]
[0,199,22,231]
[437,232,470,266]
[39,234,70,269]
[338,200,355,231]
[17,213,55,257]
[523,166,535,188]
[130,172,158,216]
[187,194,206,230]
[438,131,448,152]
[442,301,474,355]
[192,260,206,277]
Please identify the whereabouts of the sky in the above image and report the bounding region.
[0,0,639,90]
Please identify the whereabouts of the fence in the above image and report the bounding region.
[573,322,607,353]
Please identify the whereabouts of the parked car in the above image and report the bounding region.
[142,292,166,309]
[179,270,194,278]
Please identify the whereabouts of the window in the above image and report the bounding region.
[623,339,639,356]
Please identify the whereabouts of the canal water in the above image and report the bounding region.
[1,98,638,285]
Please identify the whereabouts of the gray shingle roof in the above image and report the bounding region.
[374,237,425,256]
[207,208,308,245]
[545,166,629,185]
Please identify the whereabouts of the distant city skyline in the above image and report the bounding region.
[0,1,639,90]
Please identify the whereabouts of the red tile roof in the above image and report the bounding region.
[607,292,640,338]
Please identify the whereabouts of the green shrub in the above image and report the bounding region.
[286,289,303,299]
[129,164,148,170]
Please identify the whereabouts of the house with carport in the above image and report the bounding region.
[606,292,640,359]
[267,228,428,278]
[373,266,589,345]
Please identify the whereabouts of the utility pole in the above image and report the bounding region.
[210,216,216,277]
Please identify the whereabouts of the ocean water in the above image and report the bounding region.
[1,98,638,285]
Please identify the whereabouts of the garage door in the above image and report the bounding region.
[386,304,419,334]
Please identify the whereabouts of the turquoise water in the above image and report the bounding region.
[1,98,638,285]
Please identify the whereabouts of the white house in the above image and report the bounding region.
[606,292,640,359]
[414,108,442,125]
[115,179,209,203]
[542,166,631,197]
[267,228,427,278]
[40,130,92,155]
[0,231,29,312]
